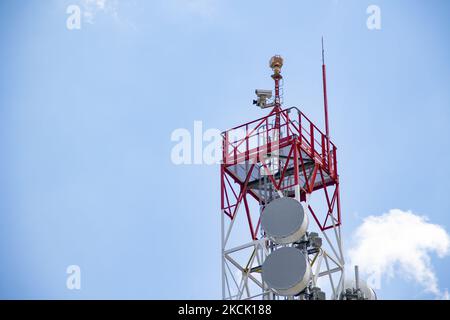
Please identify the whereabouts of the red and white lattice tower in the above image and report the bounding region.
[220,52,344,300]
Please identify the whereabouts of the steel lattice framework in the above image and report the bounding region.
[220,55,345,300]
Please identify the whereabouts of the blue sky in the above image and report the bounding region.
[0,0,449,299]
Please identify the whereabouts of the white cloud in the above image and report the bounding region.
[80,0,119,24]
[348,209,450,299]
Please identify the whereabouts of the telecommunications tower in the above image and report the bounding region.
[220,46,373,300]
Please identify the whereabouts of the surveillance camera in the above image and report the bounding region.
[254,89,273,109]
[255,89,272,98]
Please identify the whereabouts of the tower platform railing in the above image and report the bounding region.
[222,107,337,180]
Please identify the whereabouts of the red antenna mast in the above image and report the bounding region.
[322,37,331,169]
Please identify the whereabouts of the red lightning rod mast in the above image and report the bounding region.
[322,37,332,169]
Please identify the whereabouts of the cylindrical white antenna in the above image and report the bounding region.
[355,265,360,290]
